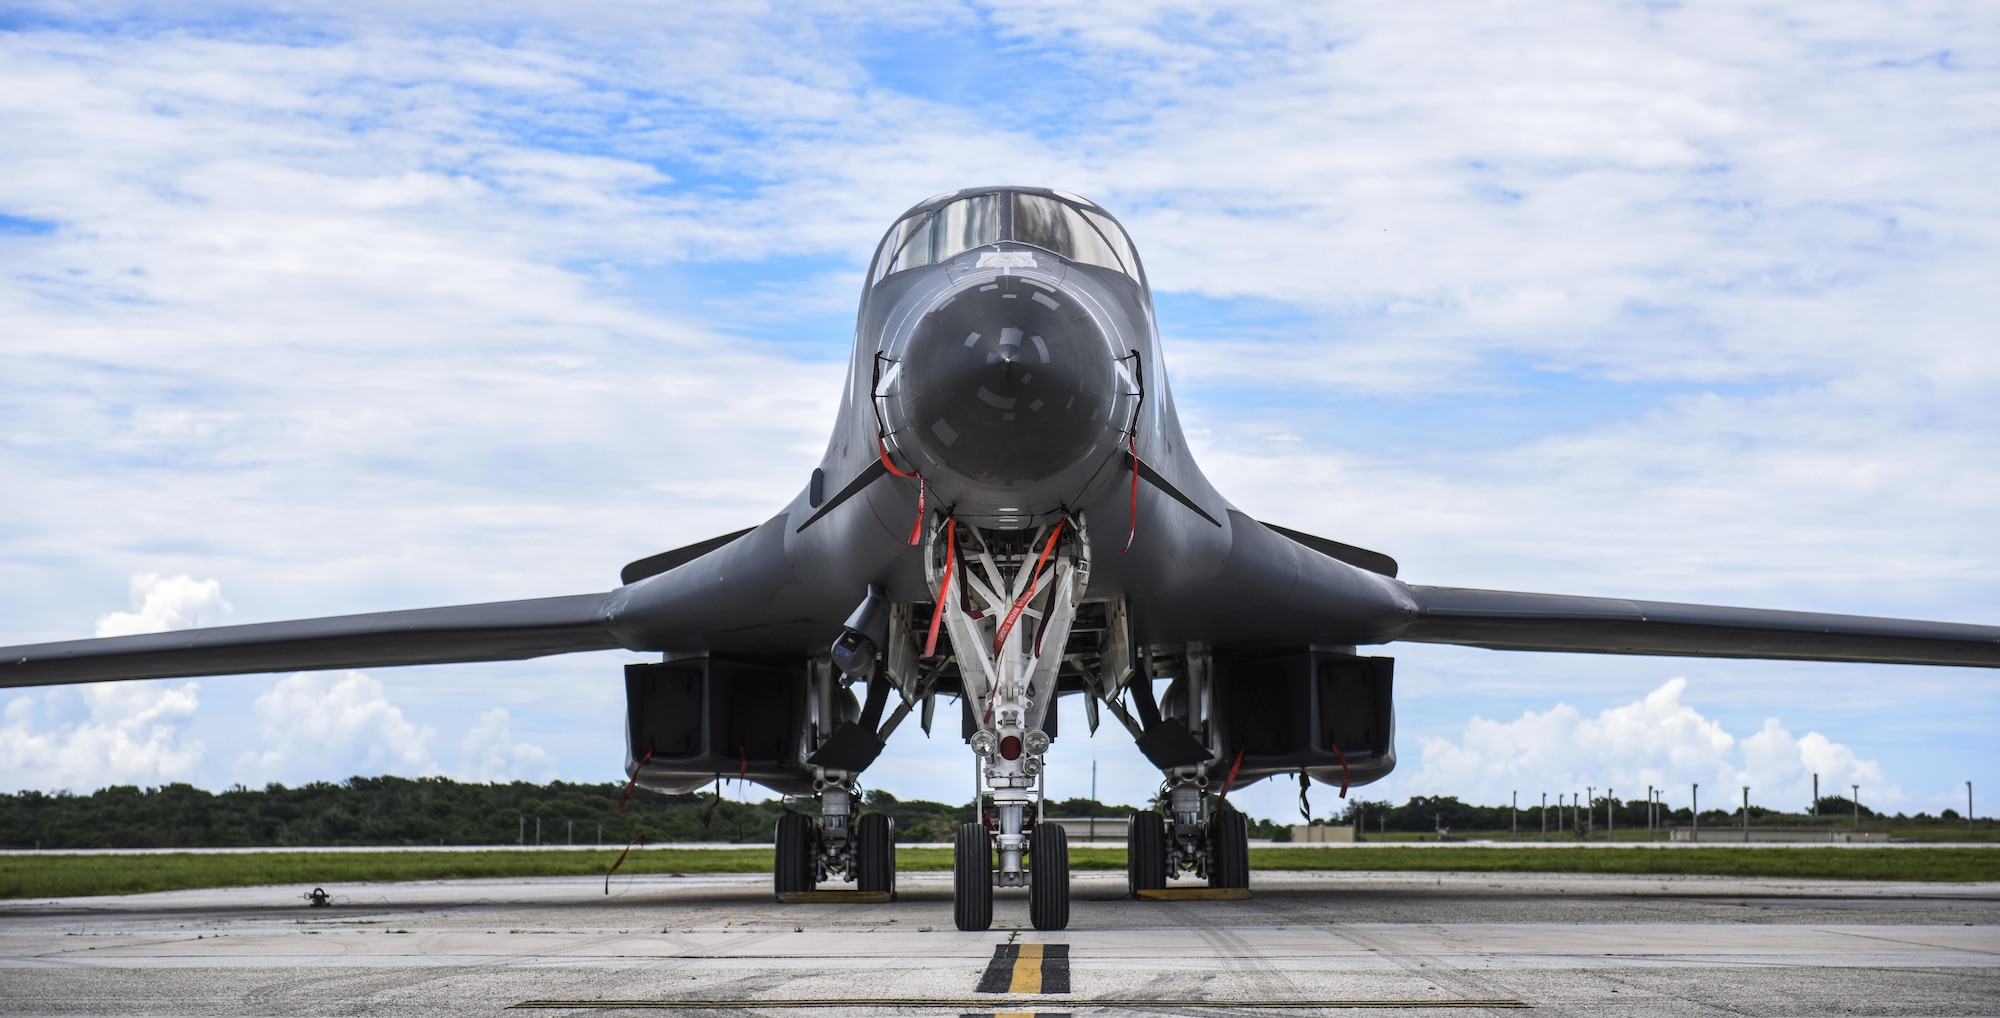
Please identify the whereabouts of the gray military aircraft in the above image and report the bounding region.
[6,185,1997,931]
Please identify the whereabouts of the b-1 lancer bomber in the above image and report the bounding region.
[7,186,1997,931]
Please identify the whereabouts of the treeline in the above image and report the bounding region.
[10,778,1943,850]
[0,777,1279,849]
[1328,794,1913,835]
[2,777,802,850]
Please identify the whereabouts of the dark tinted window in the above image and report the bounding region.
[1011,193,1127,274]
[873,193,1004,282]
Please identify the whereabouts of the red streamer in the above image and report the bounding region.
[992,520,1065,655]
[878,435,925,546]
[604,834,645,894]
[617,749,654,811]
[1218,748,1245,801]
[922,519,955,657]
[1329,740,1350,799]
[877,434,919,477]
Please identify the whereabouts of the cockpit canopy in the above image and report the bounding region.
[870,188,1142,286]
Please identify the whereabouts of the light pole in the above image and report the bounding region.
[1852,784,1860,830]
[1691,783,1699,843]
[1608,788,1614,842]
[1586,786,1594,841]
[1742,786,1750,843]
[1812,773,1819,819]
[1541,792,1548,840]
[1647,785,1654,842]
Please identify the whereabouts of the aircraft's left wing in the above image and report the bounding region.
[0,593,621,689]
[1398,586,2000,668]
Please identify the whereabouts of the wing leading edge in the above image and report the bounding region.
[0,593,621,689]
[1398,585,2000,668]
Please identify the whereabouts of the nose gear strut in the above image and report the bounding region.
[927,512,1089,931]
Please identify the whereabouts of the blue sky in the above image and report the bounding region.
[2,1,1995,823]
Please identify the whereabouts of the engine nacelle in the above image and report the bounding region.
[1216,648,1396,789]
[625,655,817,796]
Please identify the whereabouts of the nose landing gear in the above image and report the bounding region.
[928,516,1086,931]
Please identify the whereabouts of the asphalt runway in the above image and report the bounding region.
[2,870,1995,1017]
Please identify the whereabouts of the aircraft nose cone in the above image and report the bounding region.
[897,280,1121,487]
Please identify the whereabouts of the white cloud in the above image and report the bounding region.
[455,707,557,783]
[94,574,232,637]
[1404,678,1901,811]
[0,682,205,792]
[234,672,438,785]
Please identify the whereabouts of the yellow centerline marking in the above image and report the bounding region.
[511,998,1529,1009]
[1007,943,1043,994]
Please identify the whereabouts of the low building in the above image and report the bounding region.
[1289,824,1358,843]
[1045,817,1130,843]
[1669,827,1891,843]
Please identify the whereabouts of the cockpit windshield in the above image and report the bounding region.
[871,190,1140,285]
[877,193,1003,279]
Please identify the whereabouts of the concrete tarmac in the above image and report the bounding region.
[2,870,1996,1016]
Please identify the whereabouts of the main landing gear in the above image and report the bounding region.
[1126,778,1249,895]
[774,778,899,898]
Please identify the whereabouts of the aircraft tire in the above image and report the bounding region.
[1208,808,1250,889]
[857,813,897,896]
[1128,809,1167,895]
[953,822,993,931]
[1029,822,1070,931]
[774,812,816,897]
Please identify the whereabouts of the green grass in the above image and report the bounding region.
[1245,846,2000,881]
[0,849,776,900]
[5,844,1995,899]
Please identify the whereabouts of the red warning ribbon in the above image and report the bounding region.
[1329,740,1350,799]
[617,749,654,811]
[1218,748,1245,801]
[922,518,956,657]
[992,520,1065,655]
[877,435,925,546]
[701,744,751,828]
[604,833,645,894]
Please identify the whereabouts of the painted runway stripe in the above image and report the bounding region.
[975,943,1070,994]
[511,1000,1527,1010]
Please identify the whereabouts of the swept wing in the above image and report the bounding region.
[1397,585,2000,668]
[0,593,620,689]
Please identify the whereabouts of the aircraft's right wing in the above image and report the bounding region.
[0,593,623,689]
[1398,585,2000,668]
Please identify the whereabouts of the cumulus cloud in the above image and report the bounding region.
[0,682,205,792]
[235,672,438,785]
[1404,678,1899,811]
[94,573,232,637]
[455,708,557,783]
